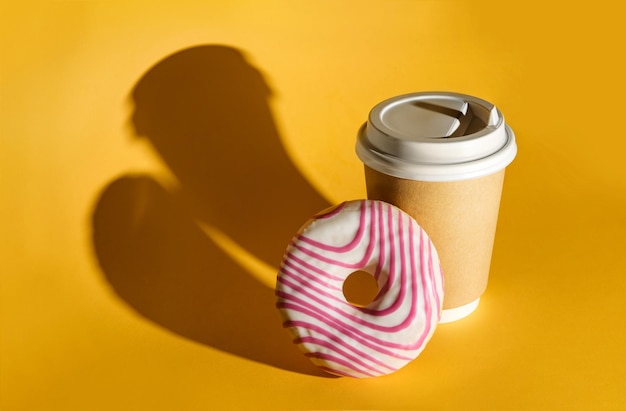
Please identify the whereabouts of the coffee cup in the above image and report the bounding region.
[356,92,517,322]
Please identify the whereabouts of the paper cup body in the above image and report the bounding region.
[356,92,516,321]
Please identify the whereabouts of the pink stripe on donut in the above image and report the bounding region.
[277,283,416,335]
[414,226,433,349]
[296,201,368,253]
[303,342,389,375]
[283,318,414,361]
[278,300,419,355]
[295,335,396,372]
[279,262,342,292]
[373,200,386,281]
[312,202,346,219]
[292,207,377,269]
[282,253,345,282]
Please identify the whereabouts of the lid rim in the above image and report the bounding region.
[356,124,517,182]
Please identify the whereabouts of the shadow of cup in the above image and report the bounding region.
[130,45,329,266]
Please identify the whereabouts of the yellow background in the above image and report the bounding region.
[2,1,625,410]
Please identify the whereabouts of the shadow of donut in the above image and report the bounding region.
[91,45,332,377]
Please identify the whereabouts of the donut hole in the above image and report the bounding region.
[342,270,379,307]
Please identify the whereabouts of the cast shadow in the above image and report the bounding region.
[91,45,331,376]
[130,45,329,266]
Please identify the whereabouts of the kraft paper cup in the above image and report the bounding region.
[356,92,517,323]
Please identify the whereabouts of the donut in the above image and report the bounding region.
[275,200,444,378]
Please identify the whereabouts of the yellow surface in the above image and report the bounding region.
[2,1,625,409]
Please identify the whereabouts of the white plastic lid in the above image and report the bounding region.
[356,92,517,182]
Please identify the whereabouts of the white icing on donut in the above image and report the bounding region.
[276,200,444,377]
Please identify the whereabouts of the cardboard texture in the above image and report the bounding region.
[364,166,505,309]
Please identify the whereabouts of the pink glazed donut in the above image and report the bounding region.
[275,200,444,378]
